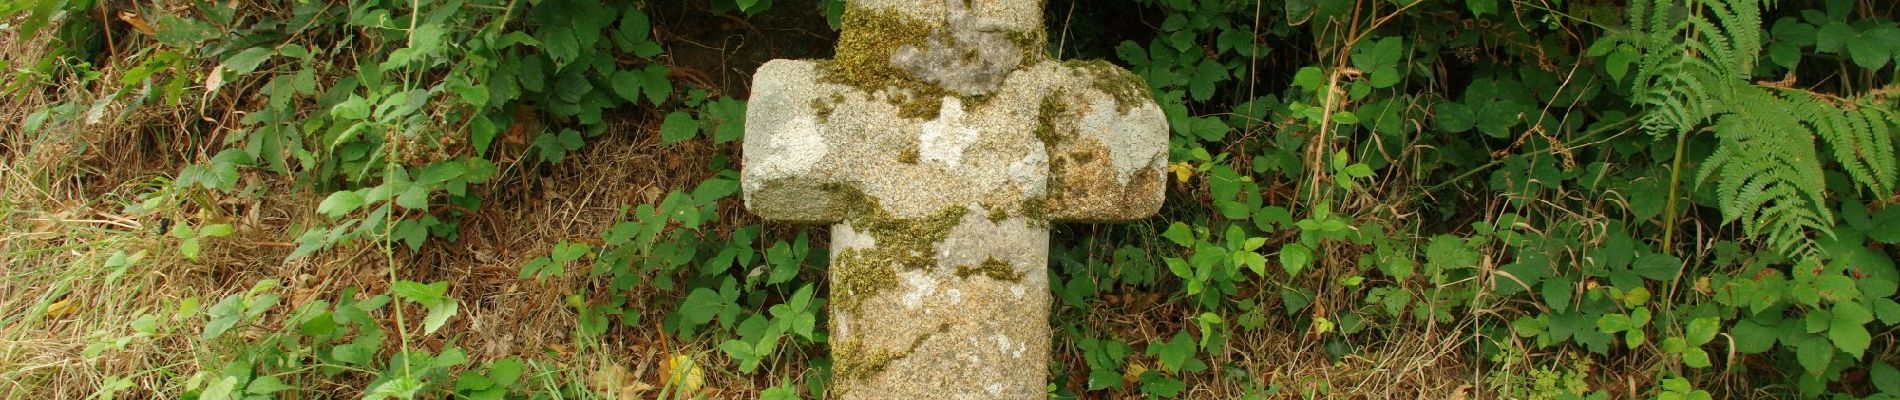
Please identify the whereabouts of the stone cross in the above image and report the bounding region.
[740,0,1166,397]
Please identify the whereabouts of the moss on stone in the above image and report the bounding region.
[832,322,950,384]
[985,202,1010,223]
[811,97,836,123]
[1019,196,1051,227]
[1063,59,1152,113]
[955,257,1024,282]
[1034,90,1071,149]
[818,4,1047,120]
[1006,29,1049,65]
[818,5,954,119]
[833,339,899,382]
[831,248,897,316]
[821,183,970,313]
[897,146,919,164]
[1069,149,1097,164]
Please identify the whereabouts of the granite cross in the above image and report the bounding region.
[740,0,1167,397]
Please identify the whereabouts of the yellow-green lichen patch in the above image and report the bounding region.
[833,339,901,382]
[1064,59,1152,113]
[1034,90,1072,149]
[1006,29,1050,65]
[832,248,899,315]
[821,183,971,312]
[819,5,952,119]
[1019,196,1051,227]
[984,202,1010,223]
[1069,149,1097,164]
[897,146,920,164]
[810,93,844,123]
[832,322,951,385]
[955,257,1024,282]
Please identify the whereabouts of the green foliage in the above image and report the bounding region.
[1627,0,1899,258]
[16,0,1900,397]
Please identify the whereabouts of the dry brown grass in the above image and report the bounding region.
[0,14,747,394]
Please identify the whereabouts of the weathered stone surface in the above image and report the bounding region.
[829,207,1049,399]
[741,60,1167,223]
[739,0,1167,397]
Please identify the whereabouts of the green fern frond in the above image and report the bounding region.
[1627,0,1896,261]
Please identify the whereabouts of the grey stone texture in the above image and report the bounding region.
[739,0,1167,397]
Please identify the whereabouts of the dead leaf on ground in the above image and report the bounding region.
[588,363,655,399]
[1448,384,1473,400]
[118,11,156,35]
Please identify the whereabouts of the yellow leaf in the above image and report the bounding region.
[1310,315,1335,336]
[45,299,77,319]
[658,354,703,396]
[1167,162,1195,183]
[1122,361,1148,385]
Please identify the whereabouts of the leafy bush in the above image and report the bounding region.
[6,0,1898,398]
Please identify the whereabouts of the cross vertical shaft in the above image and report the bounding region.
[741,0,1169,397]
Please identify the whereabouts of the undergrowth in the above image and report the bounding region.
[3,0,1898,399]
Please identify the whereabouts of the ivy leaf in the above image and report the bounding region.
[1686,317,1720,346]
[488,358,526,387]
[659,111,698,143]
[1829,302,1873,358]
[200,377,239,400]
[1162,222,1195,247]
[1189,60,1225,102]
[201,294,243,340]
[1541,277,1573,311]
[1730,318,1779,353]
[1232,251,1267,277]
[720,339,761,372]
[247,376,293,394]
[1814,22,1853,53]
[1465,0,1497,17]
[1794,333,1833,375]
[1844,31,1892,70]
[1279,243,1313,276]
[1875,298,1900,325]
[1435,101,1475,132]
[1597,313,1632,333]
[222,47,275,75]
[1631,253,1681,281]
[1138,372,1185,397]
[1605,44,1637,81]
[541,26,580,67]
[423,301,458,335]
[1682,347,1711,368]
[200,224,235,238]
[1291,67,1325,91]
[678,288,725,328]
[155,16,215,46]
[735,0,762,13]
[331,95,372,120]
[395,185,430,210]
[391,280,447,304]
[609,69,645,103]
[1148,332,1199,373]
[641,64,673,105]
[1873,362,1900,394]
